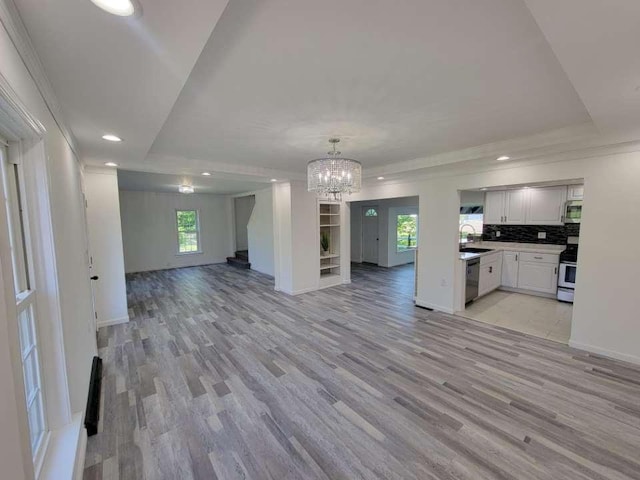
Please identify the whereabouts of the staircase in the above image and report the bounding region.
[226,250,251,269]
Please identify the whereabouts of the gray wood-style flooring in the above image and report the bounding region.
[84,263,640,479]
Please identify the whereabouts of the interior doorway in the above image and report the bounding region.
[349,196,419,298]
[234,195,255,252]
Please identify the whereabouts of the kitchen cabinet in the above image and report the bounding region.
[501,251,519,287]
[567,185,584,201]
[478,252,502,297]
[526,186,567,225]
[483,190,526,224]
[483,191,505,224]
[504,189,527,224]
[516,254,559,294]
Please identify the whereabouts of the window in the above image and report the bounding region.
[397,214,418,252]
[1,144,47,460]
[459,213,483,242]
[176,210,200,253]
[364,208,378,217]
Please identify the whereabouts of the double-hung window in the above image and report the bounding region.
[1,143,47,462]
[176,209,200,253]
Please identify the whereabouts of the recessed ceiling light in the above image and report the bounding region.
[201,172,211,176]
[480,187,488,191]
[104,162,118,167]
[90,0,135,16]
[523,186,530,189]
[178,185,194,194]
[270,178,277,182]
[102,134,122,142]
[496,155,510,161]
[377,176,385,180]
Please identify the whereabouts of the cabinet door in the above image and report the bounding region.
[526,186,567,225]
[501,251,519,288]
[479,260,500,296]
[517,261,558,294]
[504,189,527,224]
[484,191,505,224]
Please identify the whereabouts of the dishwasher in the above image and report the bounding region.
[465,258,480,303]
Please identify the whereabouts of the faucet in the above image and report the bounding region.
[459,223,476,243]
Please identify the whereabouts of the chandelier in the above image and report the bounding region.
[307,138,362,201]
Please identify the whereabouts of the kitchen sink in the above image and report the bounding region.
[459,247,494,253]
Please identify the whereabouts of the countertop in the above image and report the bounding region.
[458,241,565,261]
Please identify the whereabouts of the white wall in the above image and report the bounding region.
[346,150,640,365]
[0,11,97,478]
[234,195,255,251]
[246,187,274,276]
[119,190,233,273]
[84,168,128,327]
[350,196,419,267]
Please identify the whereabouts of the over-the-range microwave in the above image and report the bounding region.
[564,200,582,223]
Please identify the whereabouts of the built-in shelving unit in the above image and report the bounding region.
[319,201,341,288]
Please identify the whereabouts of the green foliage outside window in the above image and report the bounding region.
[177,210,199,253]
[397,214,418,252]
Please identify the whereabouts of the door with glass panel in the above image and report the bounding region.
[0,143,47,459]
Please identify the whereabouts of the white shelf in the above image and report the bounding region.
[320,224,340,227]
[320,253,340,259]
[320,213,340,216]
[320,264,340,270]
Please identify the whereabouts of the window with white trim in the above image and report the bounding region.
[176,209,200,253]
[1,144,47,460]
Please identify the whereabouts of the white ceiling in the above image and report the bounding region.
[12,0,640,182]
[117,169,268,195]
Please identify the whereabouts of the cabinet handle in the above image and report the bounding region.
[554,267,557,275]
[515,254,518,261]
[489,266,493,273]
[534,256,543,260]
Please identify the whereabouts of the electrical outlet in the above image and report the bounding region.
[495,231,501,238]
[538,232,546,239]
[440,278,447,287]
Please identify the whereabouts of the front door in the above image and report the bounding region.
[362,207,379,264]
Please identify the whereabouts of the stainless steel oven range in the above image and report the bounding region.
[557,236,578,303]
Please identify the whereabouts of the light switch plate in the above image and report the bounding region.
[538,232,547,239]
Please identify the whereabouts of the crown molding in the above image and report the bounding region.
[0,0,79,156]
[116,152,307,182]
[0,69,45,140]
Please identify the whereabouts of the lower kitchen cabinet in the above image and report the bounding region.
[501,251,519,288]
[516,260,558,294]
[478,252,502,297]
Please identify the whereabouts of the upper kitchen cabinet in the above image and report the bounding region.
[483,189,526,225]
[504,189,527,224]
[567,185,584,201]
[526,186,567,225]
[484,191,505,224]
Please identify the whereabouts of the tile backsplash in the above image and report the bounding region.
[483,223,580,244]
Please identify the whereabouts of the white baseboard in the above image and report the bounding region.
[415,298,455,314]
[97,315,129,328]
[73,427,87,480]
[568,339,640,366]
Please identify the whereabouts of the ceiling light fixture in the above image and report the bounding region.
[102,134,122,142]
[270,179,277,182]
[178,185,194,194]
[496,155,510,161]
[104,162,118,167]
[377,176,385,180]
[307,138,361,201]
[480,187,488,191]
[89,0,135,16]
[201,172,211,176]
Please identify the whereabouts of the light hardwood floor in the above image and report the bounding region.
[84,263,640,479]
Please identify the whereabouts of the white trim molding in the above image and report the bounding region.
[0,0,78,155]
[569,340,640,367]
[97,315,129,329]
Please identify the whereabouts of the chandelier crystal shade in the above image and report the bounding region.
[307,138,362,201]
